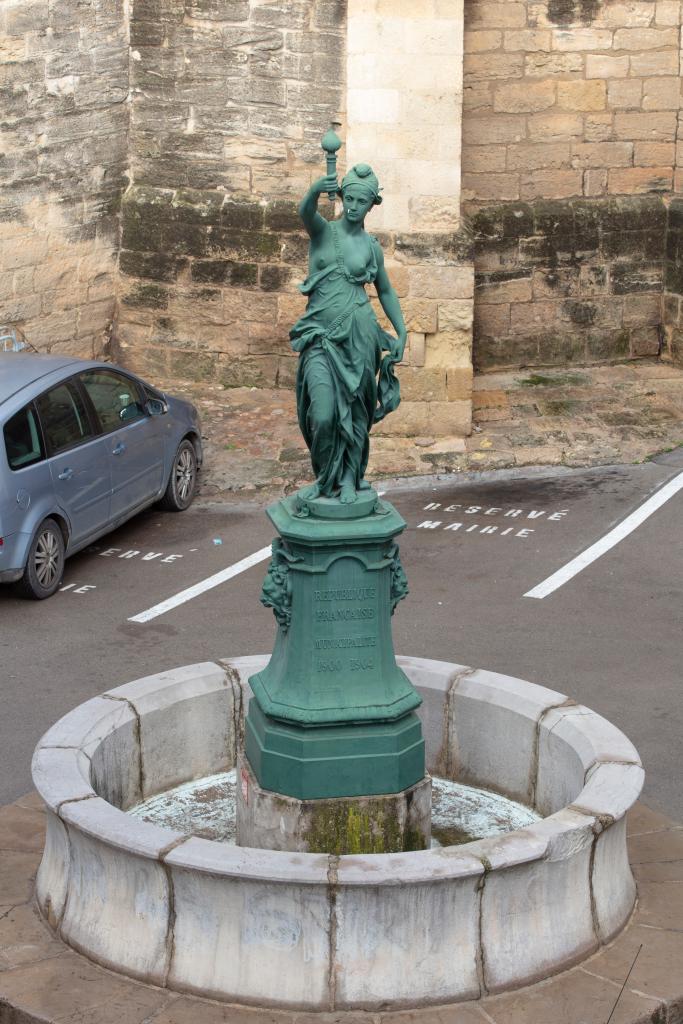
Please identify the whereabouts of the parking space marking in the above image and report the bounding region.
[59,583,97,595]
[127,494,386,624]
[128,546,272,623]
[123,491,385,618]
[99,547,184,563]
[525,470,683,600]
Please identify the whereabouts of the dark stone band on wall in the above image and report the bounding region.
[466,195,669,371]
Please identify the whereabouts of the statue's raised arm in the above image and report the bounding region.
[290,130,406,506]
[297,174,338,239]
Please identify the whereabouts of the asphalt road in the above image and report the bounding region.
[2,455,681,820]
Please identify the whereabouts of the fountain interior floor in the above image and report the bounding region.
[129,769,540,848]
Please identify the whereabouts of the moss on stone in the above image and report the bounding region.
[220,356,277,388]
[536,332,587,365]
[305,800,428,856]
[538,398,584,416]
[123,283,168,309]
[547,0,601,25]
[519,372,589,388]
[668,200,683,230]
[208,228,280,261]
[395,230,473,263]
[264,200,301,233]
[222,199,264,232]
[665,262,683,294]
[169,349,217,381]
[472,195,671,370]
[611,264,661,295]
[587,329,630,361]
[172,188,223,219]
[119,250,187,283]
[121,205,165,247]
[191,259,258,286]
[564,300,597,326]
[259,265,290,291]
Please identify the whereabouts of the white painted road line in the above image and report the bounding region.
[129,493,387,623]
[525,470,683,600]
[128,546,272,623]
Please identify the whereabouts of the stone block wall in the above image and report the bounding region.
[0,0,129,357]
[118,187,311,386]
[463,0,681,204]
[663,198,683,364]
[463,0,682,372]
[128,0,345,195]
[372,233,474,439]
[346,0,463,235]
[4,0,683,429]
[115,0,346,386]
[345,0,472,438]
[471,195,664,371]
[117,0,474,438]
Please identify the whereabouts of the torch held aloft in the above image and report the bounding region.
[321,124,342,202]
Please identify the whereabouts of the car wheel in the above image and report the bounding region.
[15,518,65,600]
[159,439,197,512]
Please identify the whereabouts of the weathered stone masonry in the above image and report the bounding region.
[0,0,128,357]
[470,195,665,371]
[463,0,683,373]
[116,0,473,439]
[3,0,683,446]
[116,0,346,387]
[664,197,683,360]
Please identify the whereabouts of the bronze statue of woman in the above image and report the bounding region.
[291,159,407,505]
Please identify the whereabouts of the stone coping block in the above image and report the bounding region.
[165,836,330,886]
[31,747,95,813]
[105,661,235,802]
[30,657,645,1010]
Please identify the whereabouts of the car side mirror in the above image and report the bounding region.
[146,398,168,417]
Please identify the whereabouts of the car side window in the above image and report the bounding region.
[3,404,45,471]
[79,370,146,433]
[36,382,95,456]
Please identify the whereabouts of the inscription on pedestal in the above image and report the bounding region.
[310,566,380,684]
[248,495,421,732]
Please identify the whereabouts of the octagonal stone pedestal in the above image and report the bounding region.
[31,655,646,1010]
[236,755,432,853]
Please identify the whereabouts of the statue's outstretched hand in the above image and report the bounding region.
[313,174,339,197]
[389,333,407,362]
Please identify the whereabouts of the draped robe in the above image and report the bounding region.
[290,222,400,496]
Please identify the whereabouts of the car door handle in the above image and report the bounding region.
[112,442,126,456]
[58,468,74,481]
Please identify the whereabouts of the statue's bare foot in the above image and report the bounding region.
[340,482,357,504]
[300,482,321,500]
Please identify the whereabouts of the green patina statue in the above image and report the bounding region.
[244,131,426,833]
[291,132,407,505]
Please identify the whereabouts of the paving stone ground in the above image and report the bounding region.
[163,360,683,503]
[1,796,681,1024]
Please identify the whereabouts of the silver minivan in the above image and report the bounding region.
[0,353,202,599]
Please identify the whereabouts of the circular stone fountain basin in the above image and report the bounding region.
[32,655,644,1010]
